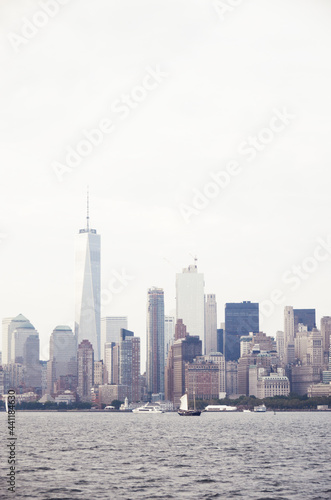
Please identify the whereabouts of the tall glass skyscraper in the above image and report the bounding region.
[75,196,101,360]
[225,301,259,361]
[146,287,164,398]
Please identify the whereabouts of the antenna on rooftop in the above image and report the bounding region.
[86,186,90,231]
[189,253,198,268]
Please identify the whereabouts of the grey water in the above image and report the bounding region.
[0,411,330,499]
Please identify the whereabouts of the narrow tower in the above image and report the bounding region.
[146,287,165,398]
[75,191,101,360]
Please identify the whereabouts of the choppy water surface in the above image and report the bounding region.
[0,411,330,499]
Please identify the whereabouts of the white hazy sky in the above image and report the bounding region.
[1,0,331,368]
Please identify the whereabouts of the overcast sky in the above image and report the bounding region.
[1,0,331,368]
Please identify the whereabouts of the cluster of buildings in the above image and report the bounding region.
[1,205,331,408]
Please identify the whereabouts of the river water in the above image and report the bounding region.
[0,411,330,499]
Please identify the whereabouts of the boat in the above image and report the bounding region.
[204,405,237,412]
[132,402,164,413]
[254,404,267,412]
[177,394,201,416]
[243,409,251,413]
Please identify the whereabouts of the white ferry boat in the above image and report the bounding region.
[132,402,164,414]
[253,404,267,412]
[204,405,238,412]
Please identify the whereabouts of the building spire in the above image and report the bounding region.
[86,186,90,231]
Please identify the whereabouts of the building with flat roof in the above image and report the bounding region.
[225,302,259,361]
[165,332,202,407]
[100,317,128,354]
[294,309,316,332]
[77,340,94,402]
[205,294,217,355]
[146,287,164,397]
[307,382,331,398]
[176,262,205,351]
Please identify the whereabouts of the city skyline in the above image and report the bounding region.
[1,222,331,372]
[1,0,331,371]
[1,2,331,499]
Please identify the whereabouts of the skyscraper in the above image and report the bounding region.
[225,301,259,361]
[320,317,331,362]
[293,309,316,332]
[24,334,41,389]
[165,334,202,406]
[146,287,164,397]
[75,194,101,360]
[77,339,94,402]
[118,328,141,402]
[164,316,175,365]
[205,294,217,355]
[284,306,295,364]
[47,326,77,395]
[2,314,33,365]
[100,316,128,356]
[176,261,205,349]
[11,319,39,364]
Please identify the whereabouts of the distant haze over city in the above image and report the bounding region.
[1,0,331,370]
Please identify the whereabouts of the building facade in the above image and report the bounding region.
[77,339,94,402]
[176,263,205,350]
[205,294,218,355]
[294,309,316,332]
[47,326,77,395]
[75,205,101,360]
[225,301,259,361]
[100,316,128,355]
[166,334,202,407]
[146,287,165,397]
[164,316,175,367]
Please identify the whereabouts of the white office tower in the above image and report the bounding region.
[284,306,295,364]
[104,342,114,383]
[2,314,31,365]
[11,318,39,364]
[176,262,205,351]
[2,317,14,365]
[307,329,323,367]
[75,195,101,360]
[164,316,175,365]
[205,294,217,355]
[100,317,128,355]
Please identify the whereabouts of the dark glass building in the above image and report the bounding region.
[293,309,316,332]
[217,328,224,354]
[225,301,259,361]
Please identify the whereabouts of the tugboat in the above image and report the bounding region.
[178,393,201,416]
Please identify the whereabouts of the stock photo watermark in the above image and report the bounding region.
[179,107,295,223]
[260,235,331,321]
[214,0,244,22]
[6,390,17,494]
[101,268,135,306]
[7,0,72,52]
[52,65,169,182]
